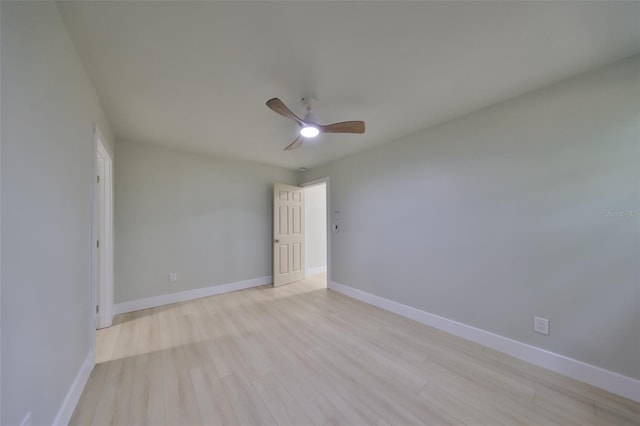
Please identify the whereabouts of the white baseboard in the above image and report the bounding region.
[307,266,327,276]
[114,276,272,315]
[328,280,640,403]
[52,351,95,426]
[19,412,31,426]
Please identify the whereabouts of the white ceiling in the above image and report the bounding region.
[57,1,640,170]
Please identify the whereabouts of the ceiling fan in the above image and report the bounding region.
[266,97,365,150]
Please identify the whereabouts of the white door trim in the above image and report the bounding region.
[93,124,114,330]
[301,177,330,283]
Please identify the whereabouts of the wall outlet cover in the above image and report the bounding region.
[534,316,550,335]
[169,272,177,282]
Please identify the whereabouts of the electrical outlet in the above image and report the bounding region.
[534,316,549,335]
[169,273,177,282]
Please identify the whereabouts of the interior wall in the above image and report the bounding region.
[303,55,640,380]
[114,140,298,303]
[1,2,115,425]
[305,183,327,274]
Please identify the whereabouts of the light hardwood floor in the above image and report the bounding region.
[71,274,640,425]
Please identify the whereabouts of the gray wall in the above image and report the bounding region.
[114,140,297,303]
[303,56,640,380]
[305,183,327,271]
[1,2,115,425]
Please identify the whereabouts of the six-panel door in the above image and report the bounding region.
[273,183,305,287]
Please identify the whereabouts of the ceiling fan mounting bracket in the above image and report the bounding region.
[301,97,317,112]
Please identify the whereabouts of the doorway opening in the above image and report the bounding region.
[303,179,328,288]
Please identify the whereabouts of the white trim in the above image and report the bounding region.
[52,351,95,426]
[19,412,31,426]
[307,266,327,276]
[92,123,114,159]
[328,280,640,403]
[114,276,272,315]
[301,177,330,188]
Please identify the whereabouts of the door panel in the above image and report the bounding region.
[274,183,305,287]
[95,156,105,328]
[278,205,288,234]
[292,206,301,233]
[292,243,301,271]
[279,245,289,273]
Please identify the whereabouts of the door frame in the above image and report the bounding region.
[92,124,114,332]
[301,177,330,284]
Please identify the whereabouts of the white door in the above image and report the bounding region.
[94,129,113,330]
[273,183,305,287]
[95,156,105,328]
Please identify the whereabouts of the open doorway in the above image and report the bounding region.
[303,179,328,288]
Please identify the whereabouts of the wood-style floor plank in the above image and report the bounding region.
[71,273,640,425]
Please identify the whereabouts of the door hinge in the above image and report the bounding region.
[96,305,99,314]
[97,240,100,248]
[97,175,100,183]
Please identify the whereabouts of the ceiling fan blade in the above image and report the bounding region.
[284,136,304,151]
[266,98,304,125]
[320,121,365,134]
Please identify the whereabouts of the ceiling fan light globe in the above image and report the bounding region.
[300,126,320,138]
